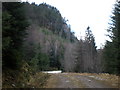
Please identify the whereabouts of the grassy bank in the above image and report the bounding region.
[2,68,50,88]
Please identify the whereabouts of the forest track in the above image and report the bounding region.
[44,73,119,88]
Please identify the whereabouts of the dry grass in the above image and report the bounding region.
[43,74,58,88]
[2,69,50,88]
[77,73,119,88]
[27,72,50,88]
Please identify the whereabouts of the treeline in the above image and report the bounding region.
[2,2,77,77]
[2,2,78,87]
[75,27,98,73]
[2,1,119,87]
[23,2,76,41]
[3,1,120,74]
[22,2,78,71]
[74,1,120,74]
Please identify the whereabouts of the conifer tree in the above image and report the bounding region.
[103,1,120,74]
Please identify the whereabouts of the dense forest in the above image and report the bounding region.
[2,1,120,88]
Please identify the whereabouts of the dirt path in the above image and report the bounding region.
[44,73,118,88]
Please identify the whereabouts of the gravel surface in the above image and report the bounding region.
[44,73,117,88]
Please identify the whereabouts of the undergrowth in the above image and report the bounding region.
[2,62,50,88]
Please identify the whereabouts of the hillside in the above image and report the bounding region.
[2,2,78,88]
[2,1,120,88]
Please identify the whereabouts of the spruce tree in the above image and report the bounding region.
[2,2,28,69]
[103,1,120,74]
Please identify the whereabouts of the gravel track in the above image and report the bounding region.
[45,73,117,88]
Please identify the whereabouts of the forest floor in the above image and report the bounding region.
[43,73,119,88]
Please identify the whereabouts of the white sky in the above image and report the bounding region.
[21,0,116,49]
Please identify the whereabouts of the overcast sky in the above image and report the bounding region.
[21,0,116,49]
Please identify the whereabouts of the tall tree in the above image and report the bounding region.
[76,27,97,73]
[84,26,97,72]
[2,2,28,69]
[103,1,120,74]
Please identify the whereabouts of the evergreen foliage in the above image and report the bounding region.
[3,1,119,88]
[23,2,77,41]
[103,1,120,74]
[2,2,29,69]
[2,2,76,71]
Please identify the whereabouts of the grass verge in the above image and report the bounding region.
[2,68,50,88]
